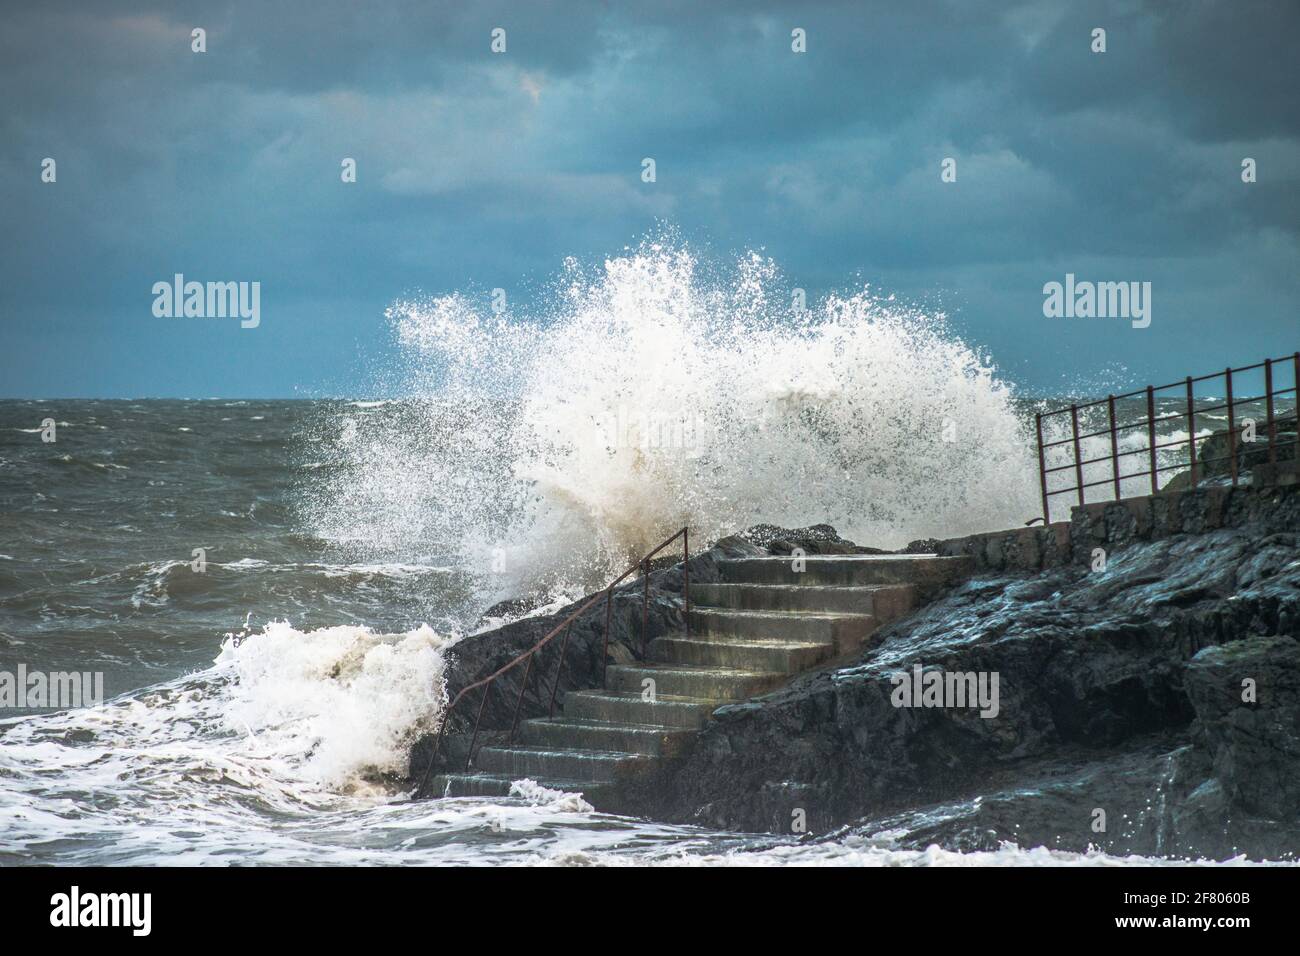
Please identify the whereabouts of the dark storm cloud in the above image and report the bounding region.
[0,0,1296,396]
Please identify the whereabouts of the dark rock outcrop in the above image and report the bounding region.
[411,492,1300,861]
[1184,636,1300,821]
[740,523,885,555]
[615,485,1300,859]
[1162,416,1296,492]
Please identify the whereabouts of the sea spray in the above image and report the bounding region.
[303,239,1040,605]
[2,399,1280,866]
[214,621,451,788]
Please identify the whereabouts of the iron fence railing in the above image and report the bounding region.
[1035,352,1299,524]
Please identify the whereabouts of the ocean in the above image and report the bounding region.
[3,395,1279,866]
[1,248,1290,866]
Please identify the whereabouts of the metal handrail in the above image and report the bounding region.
[417,527,691,794]
[1038,355,1299,416]
[1035,352,1298,523]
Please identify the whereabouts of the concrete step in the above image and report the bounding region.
[649,635,833,672]
[518,717,696,757]
[424,552,968,812]
[688,607,878,652]
[426,772,612,802]
[605,663,787,701]
[717,554,973,589]
[474,745,650,783]
[564,689,718,729]
[691,582,914,618]
[426,772,516,798]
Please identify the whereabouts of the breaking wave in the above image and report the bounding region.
[303,238,1039,604]
[0,621,450,803]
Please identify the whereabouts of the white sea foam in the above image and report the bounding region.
[305,239,1039,602]
[212,621,452,788]
[508,778,595,813]
[0,621,453,853]
[0,624,1291,865]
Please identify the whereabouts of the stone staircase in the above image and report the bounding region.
[427,554,972,805]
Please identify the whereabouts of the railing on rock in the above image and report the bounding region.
[418,527,691,793]
[1035,351,1299,524]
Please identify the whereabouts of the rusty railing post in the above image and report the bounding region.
[418,719,451,796]
[1186,376,1198,488]
[1225,367,1237,485]
[1294,351,1300,451]
[642,558,650,645]
[602,586,612,684]
[1035,412,1050,525]
[682,528,690,640]
[1146,386,1159,494]
[546,623,572,718]
[1107,394,1121,500]
[508,651,534,745]
[1070,404,1085,506]
[1265,358,1277,467]
[466,684,491,772]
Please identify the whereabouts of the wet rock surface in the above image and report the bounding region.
[740,522,884,555]
[625,487,1300,860]
[411,496,1300,860]
[1162,416,1296,492]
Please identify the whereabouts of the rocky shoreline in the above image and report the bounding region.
[411,477,1300,862]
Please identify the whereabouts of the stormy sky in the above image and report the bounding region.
[1,0,1297,397]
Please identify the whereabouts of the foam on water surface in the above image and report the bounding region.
[0,623,1290,866]
[2,242,1290,866]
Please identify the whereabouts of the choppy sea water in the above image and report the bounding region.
[1,397,1282,867]
[1,247,1292,865]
